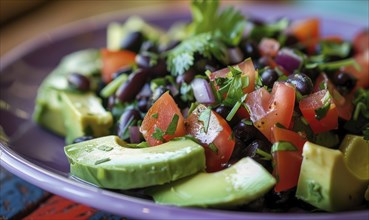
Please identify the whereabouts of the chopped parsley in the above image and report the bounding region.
[271,141,298,153]
[199,107,212,133]
[151,127,165,141]
[314,92,332,120]
[208,142,219,154]
[151,113,158,119]
[166,0,246,75]
[166,114,179,135]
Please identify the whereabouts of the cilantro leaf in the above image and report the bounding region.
[249,18,289,42]
[208,142,219,154]
[166,32,226,76]
[216,6,246,46]
[320,41,351,58]
[271,141,298,153]
[315,92,332,120]
[151,127,165,141]
[165,114,179,135]
[190,0,220,34]
[198,107,212,133]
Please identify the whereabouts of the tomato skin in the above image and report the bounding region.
[299,90,338,134]
[353,30,369,55]
[288,18,320,54]
[272,149,302,192]
[246,82,295,141]
[101,49,136,83]
[186,104,235,172]
[271,125,306,154]
[140,92,186,146]
[208,59,257,94]
[314,73,353,121]
[342,49,369,89]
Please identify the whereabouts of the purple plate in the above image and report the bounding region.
[1,4,368,220]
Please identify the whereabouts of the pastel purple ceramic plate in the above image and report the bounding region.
[1,4,368,220]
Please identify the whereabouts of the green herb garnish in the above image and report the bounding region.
[271,141,298,153]
[199,107,212,133]
[315,92,332,120]
[208,142,219,154]
[165,114,179,135]
[151,127,165,141]
[151,113,158,119]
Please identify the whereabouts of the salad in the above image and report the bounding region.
[34,0,369,213]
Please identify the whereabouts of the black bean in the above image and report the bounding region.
[331,72,357,95]
[151,86,168,104]
[137,98,149,112]
[140,40,158,53]
[72,136,94,144]
[244,139,272,172]
[264,188,297,210]
[287,73,313,96]
[248,17,265,26]
[232,120,264,144]
[158,40,180,52]
[67,73,90,92]
[194,58,221,73]
[214,105,238,126]
[284,34,299,47]
[255,56,271,70]
[176,68,196,85]
[135,53,152,69]
[112,66,133,80]
[120,31,144,53]
[116,108,142,140]
[116,69,150,103]
[260,69,279,88]
[226,47,244,65]
[240,40,260,60]
[301,66,320,82]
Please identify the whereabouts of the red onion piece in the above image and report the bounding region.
[275,48,302,74]
[191,78,215,104]
[129,126,142,144]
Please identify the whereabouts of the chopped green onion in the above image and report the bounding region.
[100,74,128,98]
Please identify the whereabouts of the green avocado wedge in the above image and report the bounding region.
[147,157,276,208]
[64,136,206,190]
[296,135,369,212]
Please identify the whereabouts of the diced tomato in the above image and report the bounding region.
[342,49,369,89]
[271,125,306,154]
[299,89,338,134]
[271,125,306,191]
[101,49,136,83]
[288,18,320,54]
[246,82,295,141]
[353,29,369,54]
[272,149,302,192]
[140,92,186,146]
[314,73,353,120]
[208,59,257,94]
[186,104,235,172]
[258,38,280,57]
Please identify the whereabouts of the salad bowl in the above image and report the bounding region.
[1,3,368,219]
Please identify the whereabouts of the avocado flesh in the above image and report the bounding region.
[61,92,112,144]
[64,136,206,190]
[147,157,276,208]
[296,136,369,212]
[33,49,110,142]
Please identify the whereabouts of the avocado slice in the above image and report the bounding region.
[147,157,276,208]
[33,49,101,136]
[296,136,369,212]
[64,136,206,190]
[61,92,113,144]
